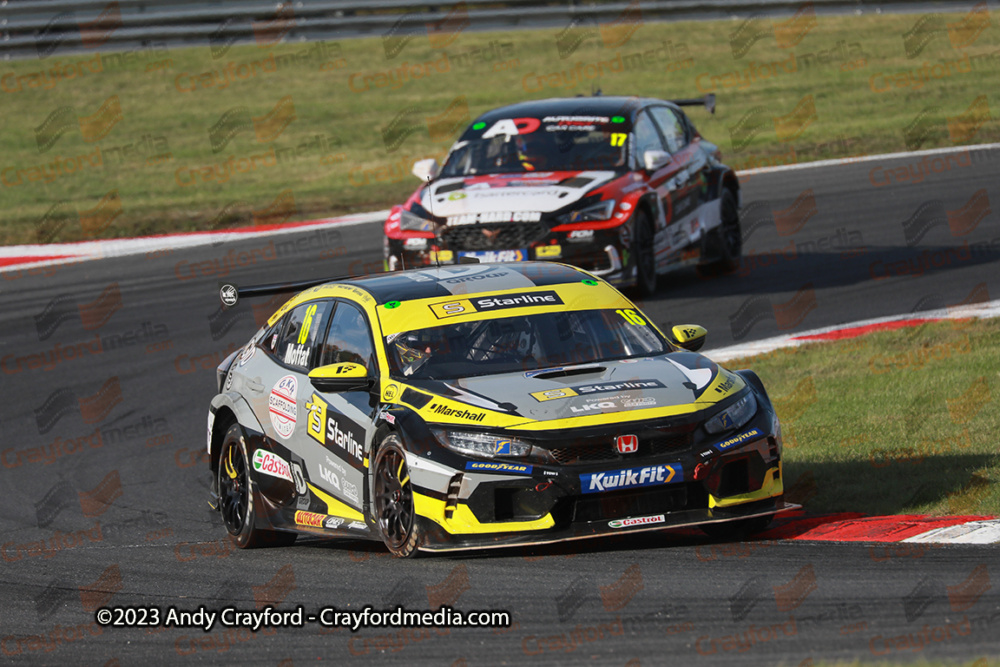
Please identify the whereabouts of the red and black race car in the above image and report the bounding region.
[383,94,741,295]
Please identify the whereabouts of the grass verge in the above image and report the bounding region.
[2,8,1000,244]
[725,318,1000,517]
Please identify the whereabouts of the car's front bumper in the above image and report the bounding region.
[406,409,787,552]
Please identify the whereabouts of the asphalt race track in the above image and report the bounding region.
[2,149,999,664]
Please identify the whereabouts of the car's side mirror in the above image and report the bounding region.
[643,149,670,172]
[671,324,707,352]
[412,158,440,182]
[309,362,372,392]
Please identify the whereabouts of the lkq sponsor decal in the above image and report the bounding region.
[616,435,638,454]
[609,514,665,529]
[318,464,341,490]
[253,449,293,482]
[268,375,297,438]
[581,464,683,494]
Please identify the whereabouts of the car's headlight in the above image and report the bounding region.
[432,428,532,458]
[568,199,615,223]
[399,209,437,232]
[704,391,758,435]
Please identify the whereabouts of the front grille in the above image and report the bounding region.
[572,483,707,522]
[548,431,693,465]
[440,222,548,250]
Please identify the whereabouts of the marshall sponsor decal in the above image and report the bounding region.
[268,375,297,439]
[465,461,533,474]
[714,428,763,451]
[304,393,365,464]
[581,464,683,494]
[252,449,293,483]
[430,290,563,319]
[531,379,664,402]
[294,510,324,528]
[427,403,487,422]
[609,514,665,528]
[447,211,543,225]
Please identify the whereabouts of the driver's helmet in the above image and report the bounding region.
[515,133,547,171]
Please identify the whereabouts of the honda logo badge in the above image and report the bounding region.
[616,435,638,454]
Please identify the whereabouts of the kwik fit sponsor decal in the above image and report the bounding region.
[465,461,533,474]
[268,375,297,438]
[305,393,365,464]
[581,463,683,494]
[714,428,763,451]
[253,449,293,482]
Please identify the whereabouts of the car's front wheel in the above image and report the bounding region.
[700,188,741,274]
[373,435,422,558]
[633,208,657,296]
[217,424,295,548]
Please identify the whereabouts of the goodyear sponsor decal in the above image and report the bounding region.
[430,290,563,319]
[428,402,486,422]
[531,379,664,402]
[581,463,683,494]
[714,427,763,451]
[465,461,533,475]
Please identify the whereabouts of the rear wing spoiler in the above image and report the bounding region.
[219,277,346,308]
[668,93,715,115]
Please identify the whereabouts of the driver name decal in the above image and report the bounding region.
[581,463,683,494]
[268,375,298,439]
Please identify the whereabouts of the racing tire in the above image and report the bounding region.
[698,188,741,276]
[633,208,657,296]
[217,424,296,549]
[373,435,423,558]
[699,514,772,541]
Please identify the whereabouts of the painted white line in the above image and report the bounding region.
[736,142,1000,177]
[0,211,388,273]
[705,299,1000,363]
[903,520,1000,544]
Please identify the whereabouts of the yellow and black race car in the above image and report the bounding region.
[208,262,791,557]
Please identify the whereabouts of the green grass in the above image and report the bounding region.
[2,9,1000,243]
[724,318,1000,517]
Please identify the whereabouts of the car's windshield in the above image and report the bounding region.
[386,309,668,380]
[440,116,629,176]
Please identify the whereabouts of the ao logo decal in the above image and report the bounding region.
[269,375,298,439]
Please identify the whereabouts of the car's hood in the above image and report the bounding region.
[421,171,619,222]
[405,353,745,426]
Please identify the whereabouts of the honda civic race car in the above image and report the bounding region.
[384,95,741,295]
[207,262,791,557]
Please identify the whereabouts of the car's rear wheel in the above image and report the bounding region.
[633,208,657,296]
[699,514,772,541]
[373,435,422,558]
[217,424,295,548]
[699,188,741,275]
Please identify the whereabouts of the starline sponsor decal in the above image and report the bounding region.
[447,210,543,225]
[304,393,365,463]
[531,379,665,402]
[465,461,533,474]
[581,464,683,494]
[608,514,665,528]
[428,403,487,422]
[430,291,563,319]
[294,510,324,528]
[252,449,293,483]
[268,375,297,438]
[714,428,764,451]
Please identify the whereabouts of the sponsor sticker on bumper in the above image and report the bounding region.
[465,461,533,475]
[580,463,683,494]
[458,249,526,263]
[609,514,665,528]
[713,427,764,451]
